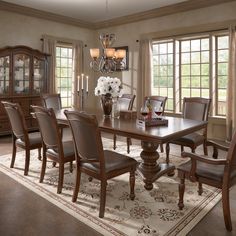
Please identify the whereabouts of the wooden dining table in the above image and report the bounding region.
[52,108,207,191]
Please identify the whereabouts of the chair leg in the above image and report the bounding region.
[39,154,47,183]
[178,172,185,210]
[213,146,218,159]
[166,143,170,164]
[24,149,30,176]
[181,145,184,152]
[191,147,196,153]
[129,168,135,200]
[113,134,116,150]
[69,161,73,173]
[203,141,208,156]
[99,181,107,218]
[10,141,16,168]
[38,148,42,161]
[198,182,203,195]
[72,169,81,202]
[52,161,56,167]
[127,138,131,154]
[57,163,64,194]
[222,187,232,231]
[160,144,164,153]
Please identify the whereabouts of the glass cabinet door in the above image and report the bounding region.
[33,57,46,94]
[0,56,10,95]
[13,53,30,95]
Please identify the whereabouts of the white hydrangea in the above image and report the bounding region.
[94,76,122,97]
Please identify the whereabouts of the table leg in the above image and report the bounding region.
[137,141,175,190]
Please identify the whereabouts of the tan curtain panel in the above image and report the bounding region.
[72,42,84,108]
[226,26,236,141]
[137,39,153,110]
[42,36,56,93]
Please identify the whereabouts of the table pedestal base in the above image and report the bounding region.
[137,141,175,190]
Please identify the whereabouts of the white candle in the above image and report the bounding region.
[81,73,84,89]
[86,76,89,92]
[77,76,80,91]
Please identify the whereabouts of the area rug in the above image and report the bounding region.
[0,138,221,236]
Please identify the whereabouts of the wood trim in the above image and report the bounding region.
[94,0,235,29]
[0,0,235,30]
[0,0,94,29]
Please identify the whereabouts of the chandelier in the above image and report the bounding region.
[89,33,126,74]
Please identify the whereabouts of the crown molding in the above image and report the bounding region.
[94,0,236,29]
[0,0,235,30]
[0,0,94,29]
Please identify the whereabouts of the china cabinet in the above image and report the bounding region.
[0,46,50,135]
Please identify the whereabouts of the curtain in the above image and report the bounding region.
[72,42,84,108]
[42,35,56,93]
[137,39,153,110]
[226,26,236,141]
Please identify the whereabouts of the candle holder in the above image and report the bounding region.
[77,73,89,110]
[77,89,88,110]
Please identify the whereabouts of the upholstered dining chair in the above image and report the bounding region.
[177,134,236,231]
[113,94,136,153]
[165,97,211,165]
[64,110,137,218]
[2,101,42,176]
[32,106,75,194]
[41,93,62,110]
[41,93,68,138]
[144,96,167,152]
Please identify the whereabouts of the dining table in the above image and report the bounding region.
[52,108,208,191]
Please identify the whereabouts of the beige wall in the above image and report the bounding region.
[0,10,96,109]
[1,1,236,140]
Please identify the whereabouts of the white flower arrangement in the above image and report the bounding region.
[94,76,122,97]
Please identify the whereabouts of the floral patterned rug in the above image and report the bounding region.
[0,138,221,236]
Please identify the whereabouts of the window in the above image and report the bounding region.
[152,32,229,116]
[56,45,73,108]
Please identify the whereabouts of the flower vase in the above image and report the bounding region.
[101,94,113,117]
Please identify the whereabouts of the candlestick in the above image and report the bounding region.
[81,73,84,89]
[86,76,89,92]
[77,75,80,91]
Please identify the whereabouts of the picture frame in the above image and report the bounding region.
[114,46,129,71]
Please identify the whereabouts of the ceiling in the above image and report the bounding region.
[3,0,188,23]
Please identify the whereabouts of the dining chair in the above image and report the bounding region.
[64,110,137,218]
[32,106,75,194]
[165,97,211,165]
[41,93,68,138]
[177,134,236,231]
[2,101,42,176]
[113,94,136,153]
[144,96,167,152]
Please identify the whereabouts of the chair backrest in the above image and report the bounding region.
[182,97,211,121]
[118,94,136,111]
[64,111,105,170]
[41,94,62,110]
[144,96,167,115]
[2,101,28,140]
[32,106,62,151]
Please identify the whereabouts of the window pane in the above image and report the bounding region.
[191,89,201,96]
[218,76,227,88]
[201,64,209,76]
[218,50,228,62]
[191,76,200,88]
[182,65,190,75]
[182,53,190,64]
[218,63,228,75]
[218,36,229,49]
[181,41,190,52]
[201,89,209,98]
[201,76,209,88]
[201,38,209,50]
[191,52,200,63]
[191,39,200,51]
[191,64,200,75]
[160,43,167,54]
[182,76,190,87]
[201,51,209,63]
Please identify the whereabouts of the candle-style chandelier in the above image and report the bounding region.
[90,33,126,74]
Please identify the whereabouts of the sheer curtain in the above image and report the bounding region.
[42,35,56,93]
[137,39,153,110]
[226,26,236,141]
[42,35,83,108]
